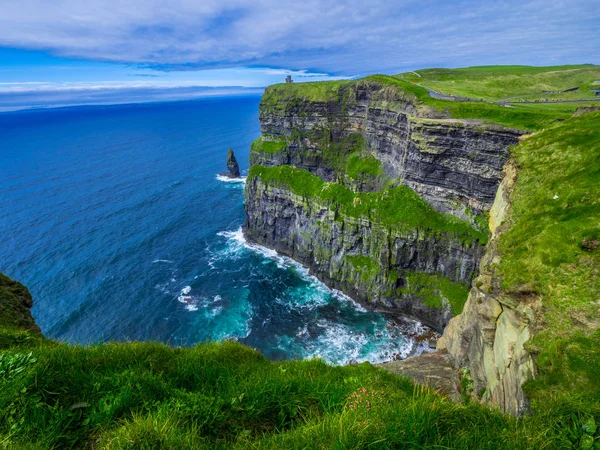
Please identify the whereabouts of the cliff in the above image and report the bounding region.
[244,78,522,331]
[244,77,600,417]
[381,112,600,416]
[0,272,41,335]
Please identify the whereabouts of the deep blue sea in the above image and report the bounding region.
[0,96,427,364]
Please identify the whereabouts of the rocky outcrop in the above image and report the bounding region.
[381,161,540,416]
[219,148,241,178]
[0,272,41,334]
[436,160,540,416]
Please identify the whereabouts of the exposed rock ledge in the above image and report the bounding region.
[0,272,41,334]
[379,160,539,416]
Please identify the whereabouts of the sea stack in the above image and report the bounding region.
[221,148,240,178]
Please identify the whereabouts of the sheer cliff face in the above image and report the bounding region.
[252,84,522,218]
[245,180,483,331]
[244,81,522,331]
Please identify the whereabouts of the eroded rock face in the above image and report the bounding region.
[378,161,540,416]
[244,177,483,332]
[0,272,42,334]
[253,85,523,220]
[437,161,540,416]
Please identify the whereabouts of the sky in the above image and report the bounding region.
[0,0,598,110]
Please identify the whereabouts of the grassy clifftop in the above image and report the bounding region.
[400,65,600,101]
[263,65,600,130]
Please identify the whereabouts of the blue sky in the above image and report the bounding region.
[0,0,598,110]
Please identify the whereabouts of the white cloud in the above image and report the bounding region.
[0,0,598,74]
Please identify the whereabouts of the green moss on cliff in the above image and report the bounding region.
[345,153,383,180]
[496,112,600,408]
[251,135,288,153]
[401,272,470,315]
[248,164,488,244]
[0,274,40,334]
[345,255,380,284]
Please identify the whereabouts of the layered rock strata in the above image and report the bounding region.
[252,82,523,218]
[380,161,540,416]
[245,81,522,331]
[244,178,483,331]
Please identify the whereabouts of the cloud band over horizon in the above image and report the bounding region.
[0,0,598,75]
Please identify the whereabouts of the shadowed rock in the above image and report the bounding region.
[220,148,241,178]
[0,272,42,334]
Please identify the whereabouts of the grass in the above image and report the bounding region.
[494,111,600,409]
[399,65,600,102]
[262,80,355,104]
[400,272,471,315]
[248,164,488,244]
[345,255,380,283]
[1,336,599,449]
[345,153,383,180]
[365,74,581,130]
[251,136,288,154]
[262,71,593,131]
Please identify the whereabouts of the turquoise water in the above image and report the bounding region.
[0,97,428,364]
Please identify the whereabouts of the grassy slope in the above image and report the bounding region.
[0,334,597,449]
[497,112,600,410]
[399,65,600,101]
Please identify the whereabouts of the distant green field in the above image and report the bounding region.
[399,65,600,102]
[365,74,585,130]
[264,72,598,130]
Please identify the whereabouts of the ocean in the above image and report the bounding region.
[0,96,428,365]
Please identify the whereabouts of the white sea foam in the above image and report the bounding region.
[216,227,433,365]
[205,306,223,318]
[216,174,247,184]
[152,259,174,264]
[181,286,192,295]
[332,289,368,312]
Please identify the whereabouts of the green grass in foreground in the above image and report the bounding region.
[1,336,599,449]
[399,65,600,101]
[248,164,487,244]
[496,112,600,409]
